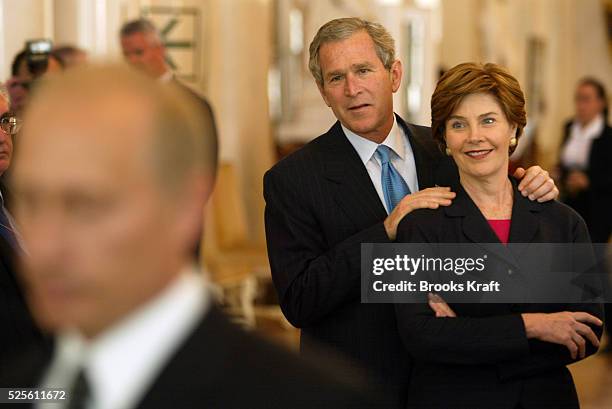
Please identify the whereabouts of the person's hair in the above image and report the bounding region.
[52,45,87,68]
[577,77,609,122]
[431,62,526,155]
[0,83,10,110]
[11,49,63,76]
[119,18,162,44]
[308,17,396,86]
[23,64,214,192]
[11,50,28,76]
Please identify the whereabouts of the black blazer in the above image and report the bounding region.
[395,181,604,409]
[559,121,612,243]
[0,235,49,368]
[264,115,457,408]
[0,182,49,368]
[0,306,382,408]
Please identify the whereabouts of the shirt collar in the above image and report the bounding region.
[47,266,210,408]
[342,115,405,164]
[572,113,605,140]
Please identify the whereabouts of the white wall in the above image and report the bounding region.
[0,0,52,79]
[1,0,275,246]
[439,0,612,168]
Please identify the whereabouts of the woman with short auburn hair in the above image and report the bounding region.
[394,62,603,409]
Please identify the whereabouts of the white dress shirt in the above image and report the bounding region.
[560,114,605,170]
[342,116,419,213]
[38,267,211,409]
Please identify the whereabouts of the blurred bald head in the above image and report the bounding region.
[12,64,213,338]
[22,64,215,186]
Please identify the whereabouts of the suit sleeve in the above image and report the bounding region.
[394,216,530,366]
[587,128,612,192]
[496,216,604,381]
[264,167,390,328]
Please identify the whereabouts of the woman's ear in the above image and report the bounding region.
[441,131,451,156]
[510,124,518,138]
[390,60,403,93]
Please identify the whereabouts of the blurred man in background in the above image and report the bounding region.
[0,41,63,368]
[119,18,218,177]
[0,83,47,369]
[0,64,379,409]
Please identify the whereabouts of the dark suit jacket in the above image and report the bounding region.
[0,306,382,408]
[0,183,49,369]
[559,121,612,243]
[0,235,49,369]
[395,181,604,409]
[264,115,457,408]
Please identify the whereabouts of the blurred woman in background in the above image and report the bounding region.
[558,78,611,244]
[558,78,612,352]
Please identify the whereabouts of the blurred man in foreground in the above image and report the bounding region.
[1,65,378,409]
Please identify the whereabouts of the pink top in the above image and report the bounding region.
[487,219,511,244]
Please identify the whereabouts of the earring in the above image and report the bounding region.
[509,137,517,147]
[445,147,452,156]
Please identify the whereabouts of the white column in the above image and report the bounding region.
[0,0,50,80]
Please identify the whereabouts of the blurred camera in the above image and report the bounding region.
[25,39,53,78]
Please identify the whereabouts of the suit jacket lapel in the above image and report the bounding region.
[322,122,388,230]
[445,183,521,269]
[135,307,230,408]
[321,116,448,231]
[507,181,542,261]
[397,117,437,190]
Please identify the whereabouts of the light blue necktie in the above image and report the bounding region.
[376,145,411,212]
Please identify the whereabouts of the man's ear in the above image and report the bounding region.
[317,81,331,107]
[390,60,403,93]
[171,174,210,253]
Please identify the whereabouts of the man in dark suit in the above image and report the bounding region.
[119,18,218,178]
[1,65,381,409]
[264,17,560,408]
[0,84,48,369]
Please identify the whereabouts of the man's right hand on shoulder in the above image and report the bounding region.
[384,187,456,240]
